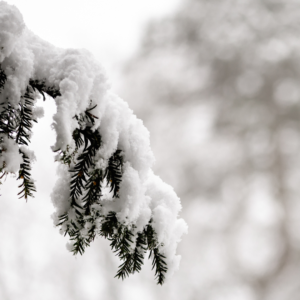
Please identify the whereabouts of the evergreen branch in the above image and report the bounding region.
[68,168,105,253]
[17,150,36,200]
[100,211,119,238]
[72,128,84,149]
[115,254,133,280]
[15,86,35,145]
[82,168,103,215]
[149,248,167,285]
[68,220,91,255]
[105,150,123,198]
[144,223,157,250]
[114,230,147,279]
[13,86,37,200]
[132,232,147,273]
[0,162,7,186]
[0,59,171,284]
[0,103,19,138]
[84,104,98,125]
[59,146,78,167]
[57,215,88,256]
[52,102,169,284]
[58,124,102,255]
[0,65,6,91]
[29,79,61,99]
[69,127,101,213]
[99,211,147,281]
[71,233,88,255]
[110,226,134,256]
[57,213,68,227]
[74,103,98,128]
[111,226,134,280]
[85,219,97,244]
[56,128,84,166]
[144,224,168,285]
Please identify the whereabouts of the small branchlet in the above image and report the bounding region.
[16,86,36,146]
[17,150,36,200]
[144,224,168,285]
[57,106,168,283]
[0,103,19,138]
[0,71,61,200]
[29,79,61,99]
[105,150,123,198]
[0,65,6,91]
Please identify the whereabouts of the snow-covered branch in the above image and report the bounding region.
[0,1,187,284]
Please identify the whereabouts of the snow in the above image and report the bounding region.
[0,1,187,280]
[0,136,23,172]
[0,1,24,62]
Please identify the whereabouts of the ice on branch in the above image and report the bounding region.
[0,1,187,284]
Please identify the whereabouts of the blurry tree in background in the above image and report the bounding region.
[120,0,300,299]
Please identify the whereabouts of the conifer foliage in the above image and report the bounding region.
[0,67,36,199]
[0,65,168,284]
[0,2,187,285]
[54,102,168,284]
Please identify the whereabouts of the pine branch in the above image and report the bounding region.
[57,213,68,227]
[149,248,167,285]
[0,65,6,91]
[17,150,36,200]
[0,66,18,138]
[144,223,157,250]
[0,103,19,138]
[144,224,168,285]
[111,226,134,257]
[100,211,119,238]
[14,86,37,200]
[15,87,36,146]
[69,127,101,213]
[114,230,147,279]
[115,254,133,280]
[55,128,84,166]
[29,79,61,99]
[84,104,98,125]
[0,162,7,186]
[82,168,103,215]
[71,233,88,255]
[69,168,105,252]
[105,150,123,197]
[69,220,91,255]
[111,227,134,280]
[52,102,169,284]
[100,212,148,280]
[58,145,78,167]
[72,128,84,149]
[132,232,147,273]
[58,118,102,255]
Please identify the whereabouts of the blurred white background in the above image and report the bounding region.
[3,0,300,299]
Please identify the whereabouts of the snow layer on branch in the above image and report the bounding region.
[51,165,72,221]
[0,2,24,63]
[0,136,22,172]
[0,1,187,278]
[146,172,188,279]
